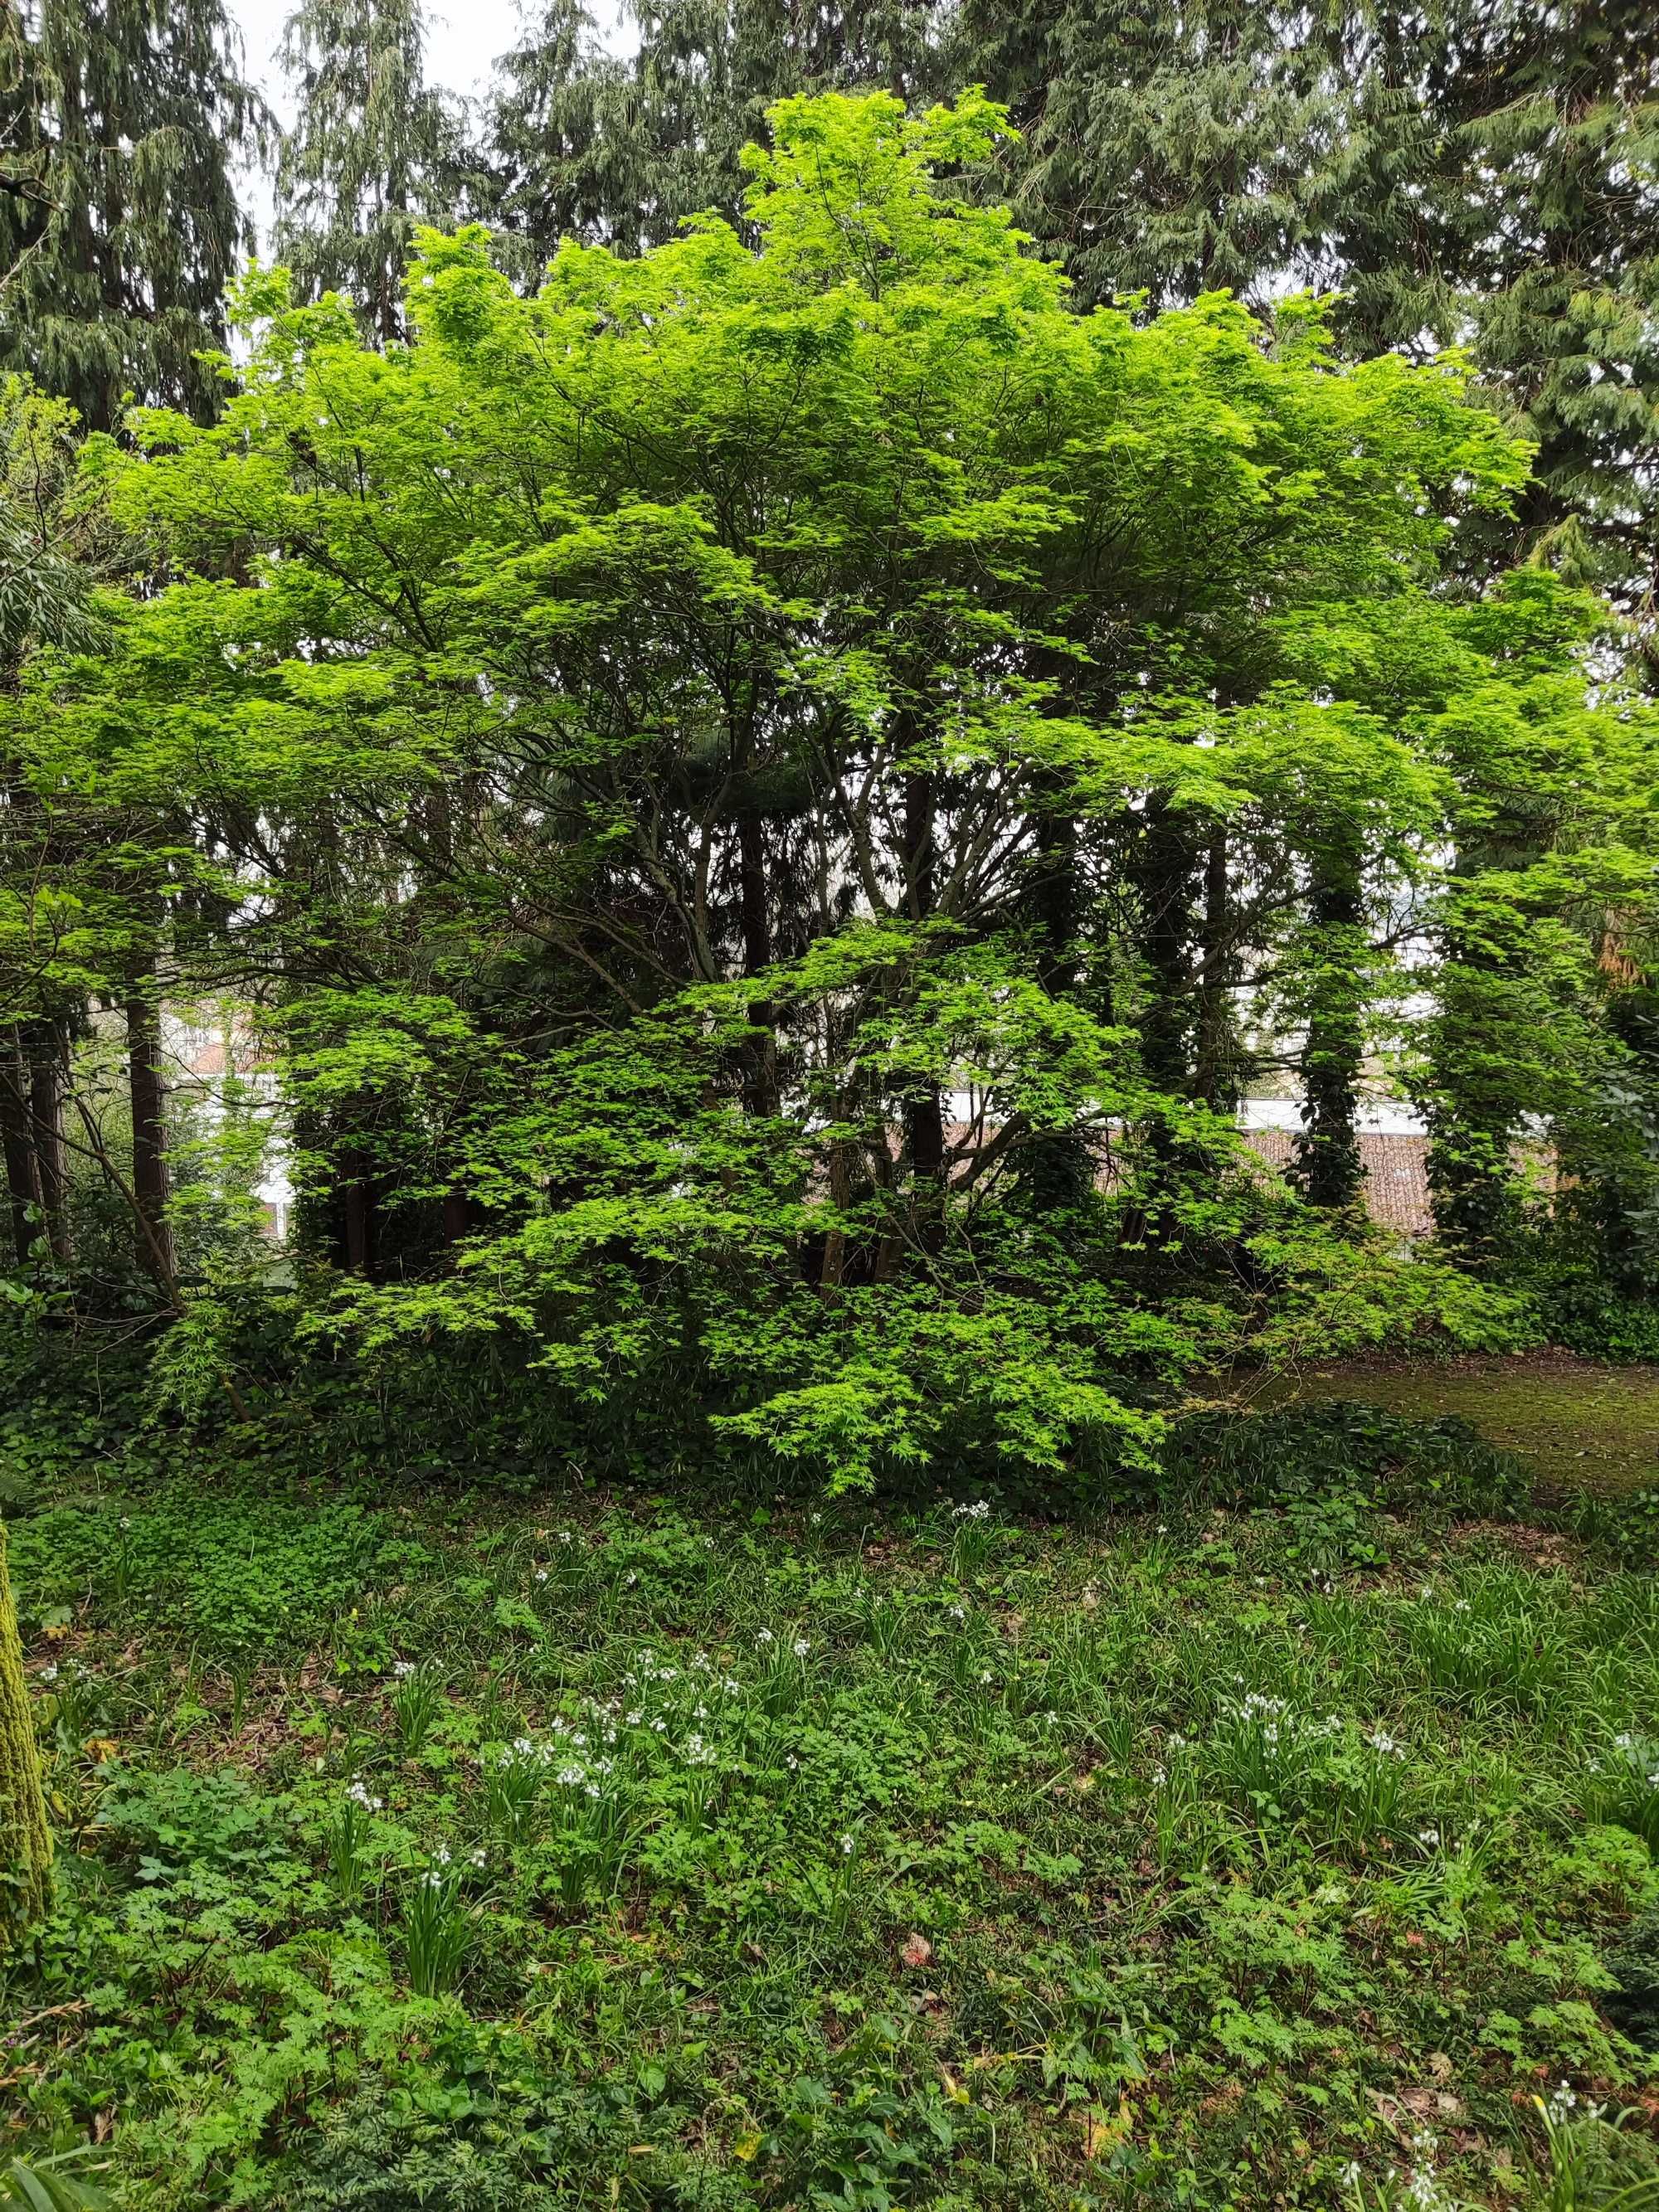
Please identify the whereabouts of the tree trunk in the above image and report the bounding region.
[818,1131,855,1292]
[0,1031,38,1267]
[902,765,946,1255]
[125,981,176,1287]
[1295,838,1367,1211]
[1194,829,1240,1114]
[0,1521,52,1952]
[1022,793,1094,1212]
[26,1029,70,1267]
[1132,799,1201,1097]
[737,811,778,1118]
[343,1167,375,1275]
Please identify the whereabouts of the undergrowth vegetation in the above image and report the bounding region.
[2,1402,1658,2210]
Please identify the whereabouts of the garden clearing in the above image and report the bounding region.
[1257,1352,1659,1499]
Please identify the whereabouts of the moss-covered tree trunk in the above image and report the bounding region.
[0,1520,51,1947]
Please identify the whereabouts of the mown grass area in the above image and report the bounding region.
[1257,1354,1659,1497]
[3,1417,1659,2212]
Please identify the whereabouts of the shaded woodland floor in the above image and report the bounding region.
[1257,1352,1659,1498]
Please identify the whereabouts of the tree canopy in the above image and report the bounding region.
[2,92,1654,1476]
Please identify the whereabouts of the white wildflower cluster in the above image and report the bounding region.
[1546,2079,1605,2127]
[1217,1688,1340,1755]
[425,1843,487,1884]
[1611,1731,1659,1788]
[951,1500,990,1522]
[552,1753,615,1799]
[1205,1684,1404,1770]
[1390,2132,1457,2212]
[392,1660,417,1679]
[492,1736,557,1773]
[346,1780,383,1811]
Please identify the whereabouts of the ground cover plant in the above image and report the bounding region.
[3,1403,1659,2210]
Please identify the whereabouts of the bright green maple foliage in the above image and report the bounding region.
[11,93,1652,1485]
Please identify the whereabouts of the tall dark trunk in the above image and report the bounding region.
[125,980,177,1287]
[1131,798,1202,1097]
[737,810,778,1118]
[1193,829,1240,1113]
[1023,792,1093,1211]
[1424,812,1538,1264]
[343,1164,376,1275]
[27,1028,70,1266]
[1295,837,1367,1211]
[0,1031,38,1267]
[902,763,946,1255]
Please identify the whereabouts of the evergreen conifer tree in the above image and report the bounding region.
[0,0,266,431]
[486,0,948,270]
[275,0,469,341]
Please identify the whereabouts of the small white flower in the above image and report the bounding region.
[792,1638,810,1658]
[756,1628,776,1646]
[533,1568,550,1583]
[1417,1826,1440,1848]
[839,1832,854,1856]
[38,1664,57,1683]
[392,1660,416,1679]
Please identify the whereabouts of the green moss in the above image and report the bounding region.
[0,1520,52,1948]
[1260,1354,1659,1495]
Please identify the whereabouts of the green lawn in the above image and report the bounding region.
[1256,1354,1659,1497]
[4,1435,1659,2211]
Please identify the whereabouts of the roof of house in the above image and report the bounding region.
[1243,1129,1433,1236]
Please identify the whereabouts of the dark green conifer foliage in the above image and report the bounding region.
[275,0,469,342]
[954,0,1353,314]
[955,0,1659,607]
[487,0,949,269]
[0,0,266,430]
